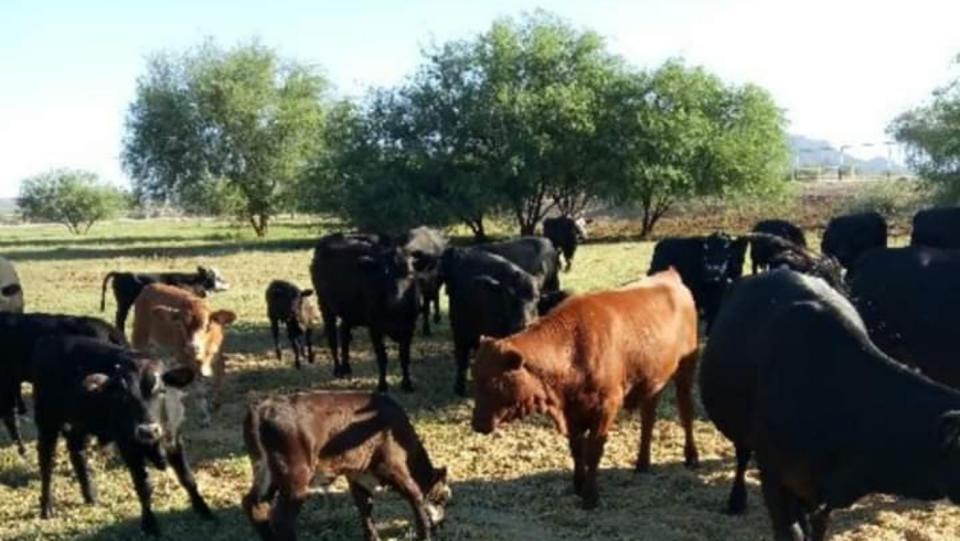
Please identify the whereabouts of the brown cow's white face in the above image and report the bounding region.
[0,257,23,313]
[151,306,236,378]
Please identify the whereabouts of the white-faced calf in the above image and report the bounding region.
[265,280,320,369]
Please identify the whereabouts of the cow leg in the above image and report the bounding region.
[115,299,133,333]
[432,294,441,324]
[167,438,214,519]
[2,413,24,456]
[674,355,700,469]
[420,294,432,337]
[810,506,832,541]
[389,474,431,540]
[321,309,340,376]
[370,330,390,393]
[580,433,608,510]
[305,327,315,364]
[348,480,380,541]
[242,460,277,541]
[398,337,414,393]
[635,391,663,473]
[1,382,25,456]
[66,430,97,505]
[727,445,752,515]
[122,451,160,535]
[37,424,60,519]
[270,318,283,364]
[194,379,213,427]
[759,467,805,541]
[286,325,302,370]
[567,430,588,497]
[453,342,470,397]
[338,323,353,377]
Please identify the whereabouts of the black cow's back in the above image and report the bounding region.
[912,207,960,249]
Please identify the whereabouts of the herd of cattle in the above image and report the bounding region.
[0,207,959,540]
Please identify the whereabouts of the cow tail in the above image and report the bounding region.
[100,272,116,312]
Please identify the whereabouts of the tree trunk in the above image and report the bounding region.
[250,214,270,237]
[466,217,487,243]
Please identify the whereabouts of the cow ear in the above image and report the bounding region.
[211,310,237,326]
[162,367,195,389]
[478,335,494,346]
[433,466,447,485]
[83,373,111,394]
[300,289,314,298]
[474,275,501,290]
[940,411,960,451]
[151,305,182,322]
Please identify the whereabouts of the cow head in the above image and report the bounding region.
[198,266,230,293]
[471,337,546,435]
[83,360,194,468]
[574,217,589,240]
[424,467,452,529]
[150,305,237,378]
[939,410,960,502]
[702,233,740,283]
[0,257,23,313]
[290,289,321,333]
[358,246,417,307]
[474,273,539,336]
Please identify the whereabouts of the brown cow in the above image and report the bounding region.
[471,268,699,509]
[242,391,451,541]
[131,283,236,424]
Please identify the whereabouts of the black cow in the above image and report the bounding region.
[100,266,229,332]
[310,233,420,392]
[402,226,448,336]
[699,269,858,515]
[751,299,960,540]
[911,207,960,249]
[542,216,588,272]
[848,246,960,389]
[821,211,887,269]
[32,336,211,535]
[440,247,540,396]
[750,219,806,274]
[265,280,320,369]
[478,236,561,293]
[0,313,126,455]
[648,232,748,331]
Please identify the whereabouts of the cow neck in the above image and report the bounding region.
[508,317,572,418]
[406,434,438,495]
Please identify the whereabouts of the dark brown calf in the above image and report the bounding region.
[242,391,451,541]
[471,269,699,509]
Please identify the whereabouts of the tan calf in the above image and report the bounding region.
[131,283,236,424]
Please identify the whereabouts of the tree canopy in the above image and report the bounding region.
[890,59,960,203]
[18,169,127,234]
[306,12,789,238]
[123,40,329,235]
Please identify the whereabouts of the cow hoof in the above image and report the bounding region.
[453,382,467,397]
[40,506,54,519]
[580,495,599,510]
[377,382,389,393]
[634,463,651,474]
[401,381,415,393]
[685,456,700,470]
[726,493,748,515]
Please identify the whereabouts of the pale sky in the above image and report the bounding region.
[1,0,958,197]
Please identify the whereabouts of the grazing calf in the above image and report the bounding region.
[242,391,451,541]
[310,233,420,392]
[101,266,229,332]
[752,300,960,540]
[472,269,699,509]
[440,247,540,396]
[478,236,561,292]
[699,269,861,515]
[402,226,448,336]
[265,280,319,369]
[0,313,125,455]
[648,232,747,331]
[911,206,960,249]
[848,246,960,389]
[32,336,211,535]
[542,216,588,271]
[821,211,887,269]
[131,283,236,424]
[750,219,806,273]
[0,256,23,313]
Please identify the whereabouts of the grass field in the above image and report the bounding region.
[0,217,957,540]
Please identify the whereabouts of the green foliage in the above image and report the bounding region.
[123,39,329,236]
[842,180,930,217]
[890,59,960,204]
[17,169,127,234]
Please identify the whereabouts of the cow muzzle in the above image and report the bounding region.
[135,423,164,445]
